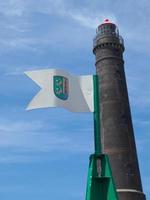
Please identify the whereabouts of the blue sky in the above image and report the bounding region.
[0,0,150,199]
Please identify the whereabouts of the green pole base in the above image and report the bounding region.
[85,154,119,200]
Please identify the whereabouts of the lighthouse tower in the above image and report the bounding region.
[93,19,146,200]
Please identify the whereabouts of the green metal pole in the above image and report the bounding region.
[85,75,119,200]
[93,75,101,155]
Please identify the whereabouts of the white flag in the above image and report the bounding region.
[25,69,94,112]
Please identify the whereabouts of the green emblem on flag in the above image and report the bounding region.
[53,76,69,100]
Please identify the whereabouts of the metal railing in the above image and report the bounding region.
[93,33,124,48]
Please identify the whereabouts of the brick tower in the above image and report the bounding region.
[93,19,146,200]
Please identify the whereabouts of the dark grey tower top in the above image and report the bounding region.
[93,19,146,200]
[93,19,124,53]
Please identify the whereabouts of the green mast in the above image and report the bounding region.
[85,75,119,200]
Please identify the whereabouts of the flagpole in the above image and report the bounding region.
[85,75,119,200]
[93,75,101,155]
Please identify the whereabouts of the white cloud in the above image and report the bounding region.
[0,117,93,163]
[0,38,43,53]
[67,12,117,29]
[5,24,29,33]
[0,119,69,150]
[0,0,25,16]
[0,0,118,54]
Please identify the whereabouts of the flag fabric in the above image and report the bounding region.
[25,69,94,112]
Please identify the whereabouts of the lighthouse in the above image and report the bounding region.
[93,19,146,200]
